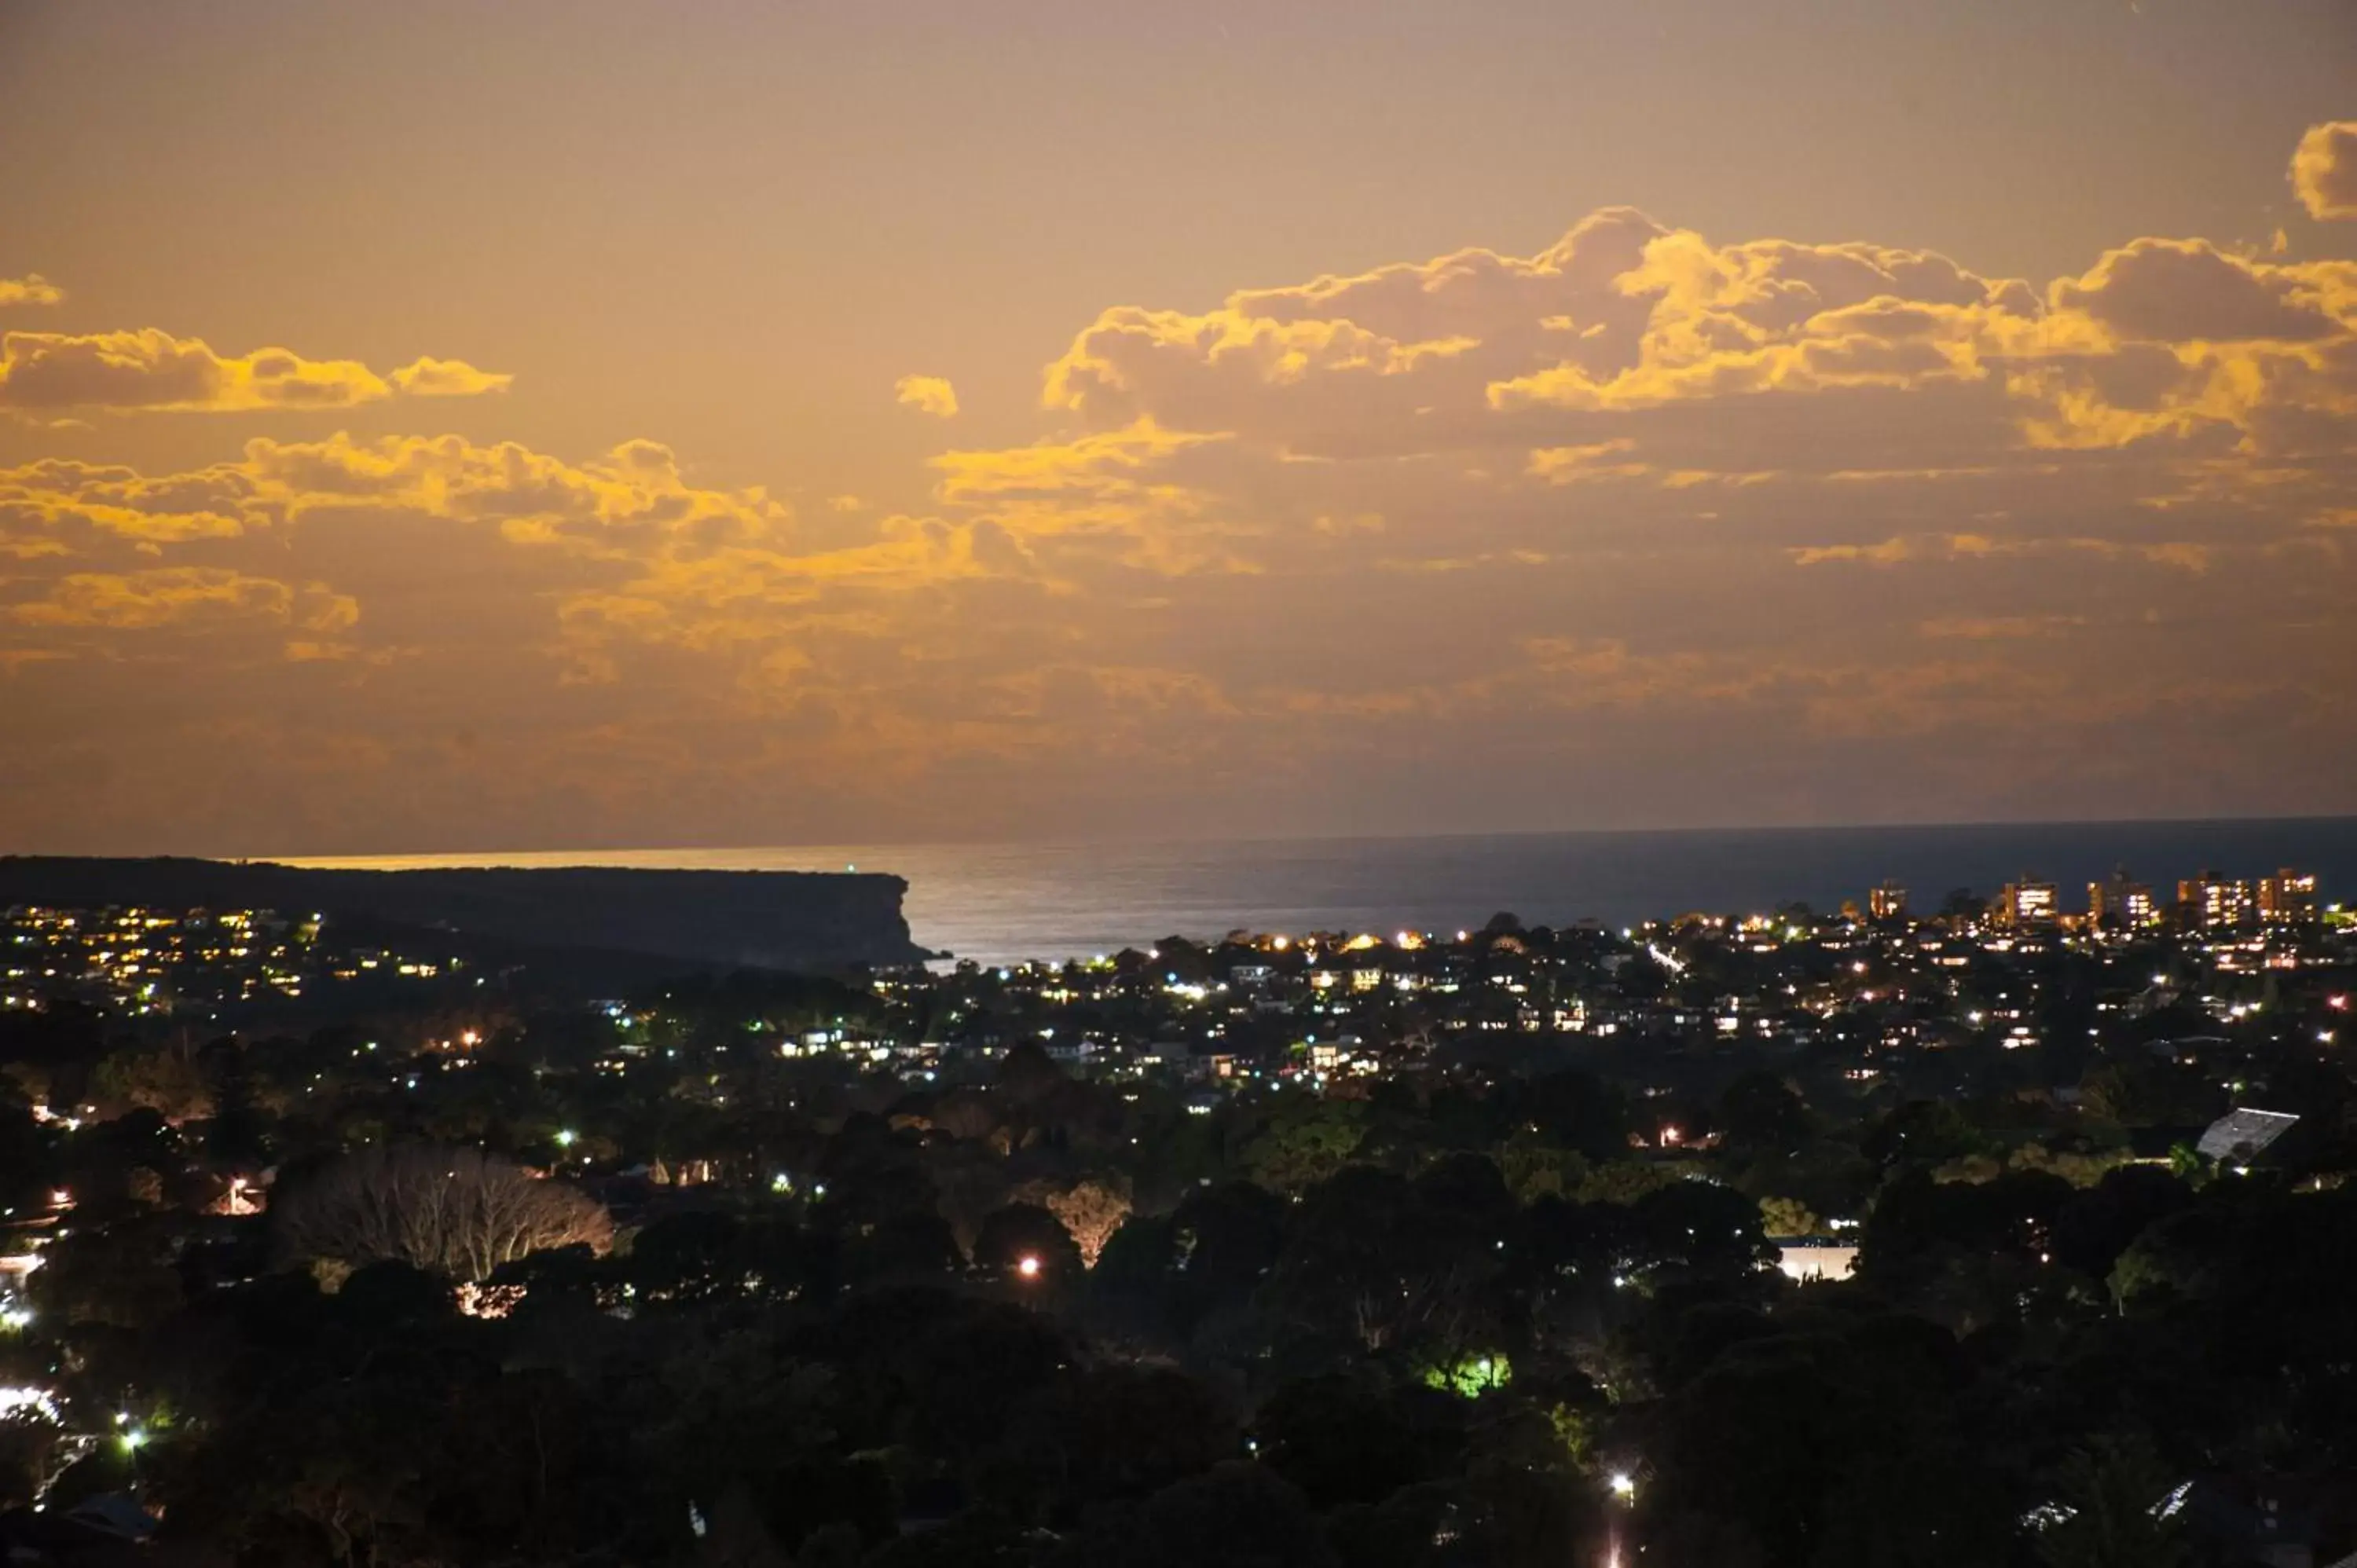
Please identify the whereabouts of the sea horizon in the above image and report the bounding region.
[269,815,2357,965]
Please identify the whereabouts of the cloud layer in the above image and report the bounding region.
[0,330,509,414]
[6,127,2357,851]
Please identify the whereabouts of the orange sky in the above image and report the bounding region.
[3,1,2355,855]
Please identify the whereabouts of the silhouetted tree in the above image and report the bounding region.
[271,1143,612,1281]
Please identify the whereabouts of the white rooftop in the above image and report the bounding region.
[2196,1108,2299,1162]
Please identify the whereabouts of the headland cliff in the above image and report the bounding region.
[0,856,929,972]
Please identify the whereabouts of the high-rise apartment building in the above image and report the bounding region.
[2178,872,2254,930]
[2258,869,2319,926]
[1997,881,2058,929]
[2088,870,2157,929]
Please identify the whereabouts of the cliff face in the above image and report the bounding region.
[0,857,929,971]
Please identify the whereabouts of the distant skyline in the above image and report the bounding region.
[4,1,2356,855]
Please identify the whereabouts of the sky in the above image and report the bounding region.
[3,0,2356,856]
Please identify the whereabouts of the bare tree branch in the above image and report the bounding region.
[272,1145,612,1283]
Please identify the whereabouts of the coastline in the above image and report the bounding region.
[265,816,2357,965]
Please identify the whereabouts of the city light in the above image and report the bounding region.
[555,1130,577,1149]
[1016,1254,1042,1279]
[1610,1472,1637,1500]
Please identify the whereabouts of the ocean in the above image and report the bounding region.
[288,817,2357,966]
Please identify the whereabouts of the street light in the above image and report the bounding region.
[1016,1254,1042,1280]
[555,1130,577,1150]
[1604,1469,1637,1568]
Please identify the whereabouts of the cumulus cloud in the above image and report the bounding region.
[0,328,508,413]
[1038,207,2055,452]
[0,275,64,308]
[2,457,258,544]
[387,357,515,397]
[10,566,357,636]
[894,373,959,417]
[2048,238,2348,343]
[1022,203,2357,485]
[232,432,790,552]
[2292,120,2357,221]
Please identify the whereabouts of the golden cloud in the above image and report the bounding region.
[1,458,255,544]
[232,432,788,552]
[1790,536,1933,568]
[0,328,508,413]
[929,419,1251,573]
[0,276,64,308]
[2292,121,2357,222]
[2048,238,2352,343]
[894,374,959,418]
[0,431,802,557]
[1489,229,2043,412]
[11,566,356,636]
[0,432,1028,705]
[1023,201,2357,489]
[387,357,515,397]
